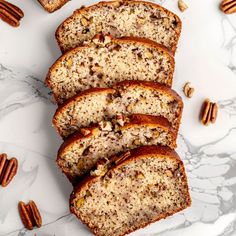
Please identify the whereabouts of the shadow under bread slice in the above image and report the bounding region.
[53,81,183,139]
[57,114,177,183]
[46,35,175,104]
[70,145,191,236]
[56,1,182,53]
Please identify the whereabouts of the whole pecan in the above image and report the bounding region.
[0,153,18,187]
[18,200,42,230]
[200,99,218,126]
[0,0,24,27]
[220,0,236,14]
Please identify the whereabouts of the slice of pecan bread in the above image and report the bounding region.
[56,1,182,53]
[70,145,191,236]
[57,114,177,182]
[53,81,183,138]
[46,35,174,104]
[38,0,69,13]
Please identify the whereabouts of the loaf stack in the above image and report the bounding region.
[46,1,191,235]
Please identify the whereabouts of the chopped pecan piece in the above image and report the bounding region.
[183,82,194,98]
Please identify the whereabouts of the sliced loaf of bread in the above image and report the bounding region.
[56,1,182,53]
[38,0,69,13]
[46,35,175,104]
[53,81,183,138]
[57,114,177,182]
[70,145,191,236]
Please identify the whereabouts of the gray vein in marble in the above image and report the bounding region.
[0,63,53,119]
[220,16,236,75]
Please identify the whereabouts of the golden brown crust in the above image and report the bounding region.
[55,0,182,53]
[116,80,184,132]
[46,35,175,103]
[117,80,182,102]
[53,80,183,138]
[70,145,191,236]
[52,87,115,135]
[57,114,178,183]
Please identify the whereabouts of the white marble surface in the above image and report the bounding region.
[0,0,236,235]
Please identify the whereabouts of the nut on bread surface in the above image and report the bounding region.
[70,146,191,236]
[53,81,183,138]
[46,36,175,104]
[56,1,182,53]
[57,114,177,181]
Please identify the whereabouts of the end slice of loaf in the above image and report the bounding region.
[53,81,183,138]
[57,114,177,182]
[46,35,175,104]
[38,0,69,13]
[56,1,182,53]
[70,145,191,236]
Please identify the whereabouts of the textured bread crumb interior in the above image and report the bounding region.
[57,1,180,52]
[54,85,180,138]
[60,125,174,177]
[49,41,173,104]
[72,156,189,236]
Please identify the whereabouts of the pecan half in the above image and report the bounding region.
[200,99,218,125]
[220,0,236,14]
[0,0,24,27]
[0,153,18,187]
[18,200,42,230]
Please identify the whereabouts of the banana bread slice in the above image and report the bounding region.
[53,81,183,138]
[38,0,69,13]
[70,145,191,236]
[56,1,182,53]
[57,114,177,182]
[46,35,174,104]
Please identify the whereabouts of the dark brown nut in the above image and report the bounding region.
[0,154,18,187]
[18,200,42,230]
[211,103,218,123]
[201,99,212,125]
[183,82,194,98]
[0,0,24,27]
[29,201,42,228]
[200,99,218,125]
[220,0,236,14]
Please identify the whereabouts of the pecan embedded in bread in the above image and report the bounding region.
[53,81,183,138]
[70,146,191,236]
[55,1,182,53]
[46,36,175,104]
[57,114,177,181]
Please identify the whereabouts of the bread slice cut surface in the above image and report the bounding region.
[70,146,191,236]
[53,81,183,138]
[46,35,174,104]
[57,114,177,181]
[56,1,182,53]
